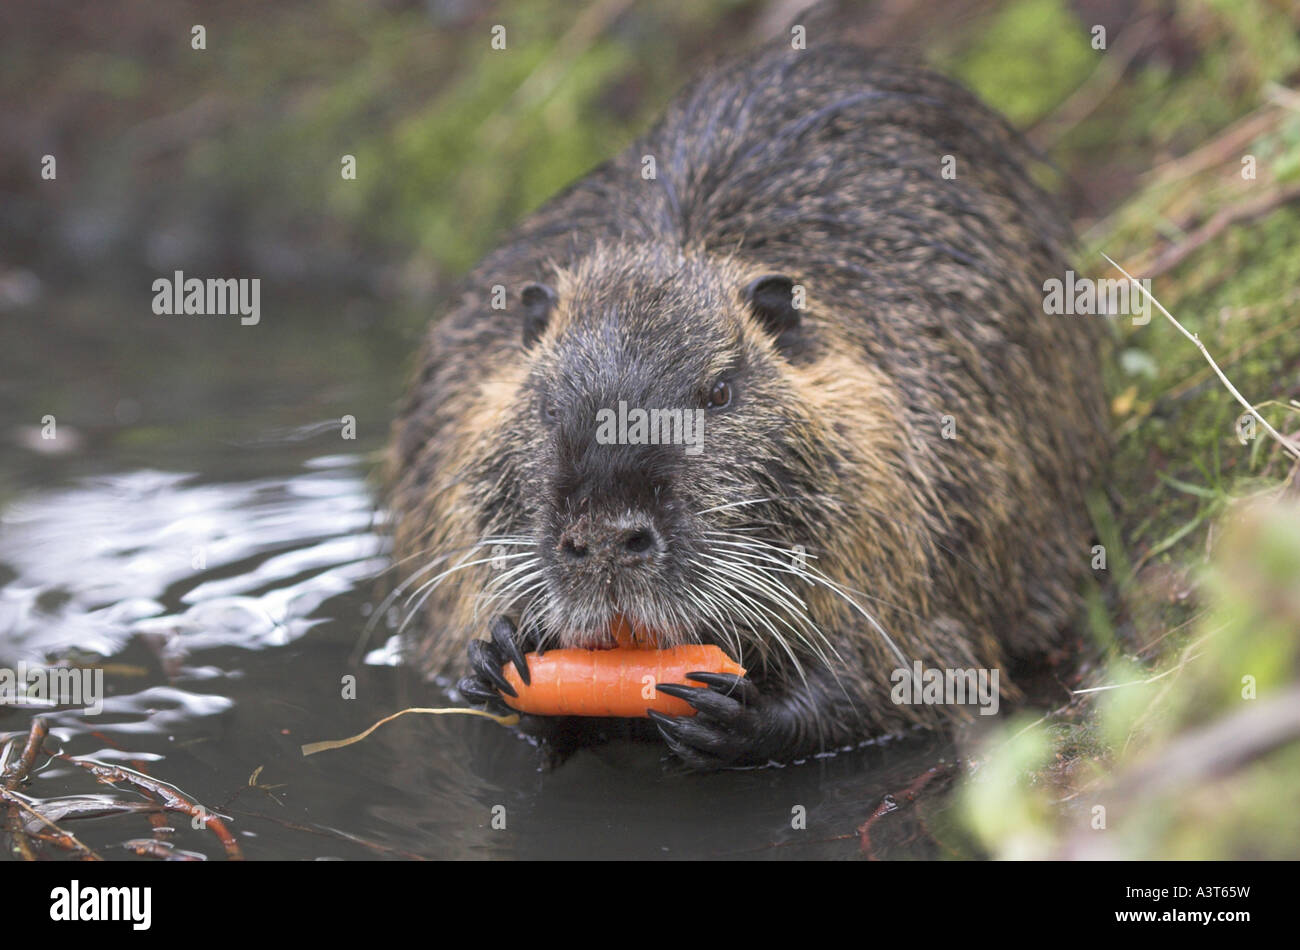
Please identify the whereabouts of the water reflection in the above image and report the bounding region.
[0,460,384,662]
[0,350,955,861]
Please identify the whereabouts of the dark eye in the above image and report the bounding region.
[707,380,732,409]
[540,394,558,424]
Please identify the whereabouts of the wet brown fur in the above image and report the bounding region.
[384,39,1109,745]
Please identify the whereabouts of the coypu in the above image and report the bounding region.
[384,38,1109,768]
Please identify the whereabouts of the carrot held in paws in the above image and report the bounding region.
[500,644,745,718]
[499,613,745,718]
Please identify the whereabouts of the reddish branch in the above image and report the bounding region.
[2,718,244,861]
[1,718,48,792]
[2,718,52,861]
[857,763,953,860]
[89,728,176,845]
[0,789,103,860]
[1144,183,1300,278]
[122,838,206,861]
[57,755,244,860]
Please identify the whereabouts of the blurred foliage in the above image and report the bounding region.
[962,502,1300,859]
[1,0,756,293]
[948,0,1097,125]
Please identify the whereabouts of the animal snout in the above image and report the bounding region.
[558,512,664,565]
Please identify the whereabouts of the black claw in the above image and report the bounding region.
[647,711,697,758]
[457,676,508,711]
[467,639,517,698]
[648,676,776,769]
[490,615,530,686]
[646,709,677,732]
[663,738,708,769]
[646,708,718,749]
[684,672,758,702]
[650,683,695,701]
[649,714,730,770]
[672,745,718,771]
[657,683,742,721]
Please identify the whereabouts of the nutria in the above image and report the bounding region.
[384,37,1109,768]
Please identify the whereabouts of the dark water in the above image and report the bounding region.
[0,288,960,860]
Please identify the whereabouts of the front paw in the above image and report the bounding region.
[648,672,786,769]
[455,615,532,713]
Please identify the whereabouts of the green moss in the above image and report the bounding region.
[947,0,1096,124]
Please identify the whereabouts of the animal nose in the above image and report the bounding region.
[558,513,663,564]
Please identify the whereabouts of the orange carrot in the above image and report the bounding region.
[500,615,745,718]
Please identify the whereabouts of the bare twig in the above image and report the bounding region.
[301,706,519,756]
[122,839,206,861]
[857,764,954,860]
[0,789,102,860]
[1,718,49,862]
[1070,657,1196,694]
[57,754,245,860]
[1029,12,1155,149]
[1,718,48,792]
[1140,183,1300,278]
[1141,104,1284,187]
[1109,684,1300,802]
[1103,252,1300,463]
[1164,307,1300,402]
[1081,103,1285,246]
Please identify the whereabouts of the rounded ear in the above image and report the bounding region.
[520,282,557,347]
[743,274,800,350]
